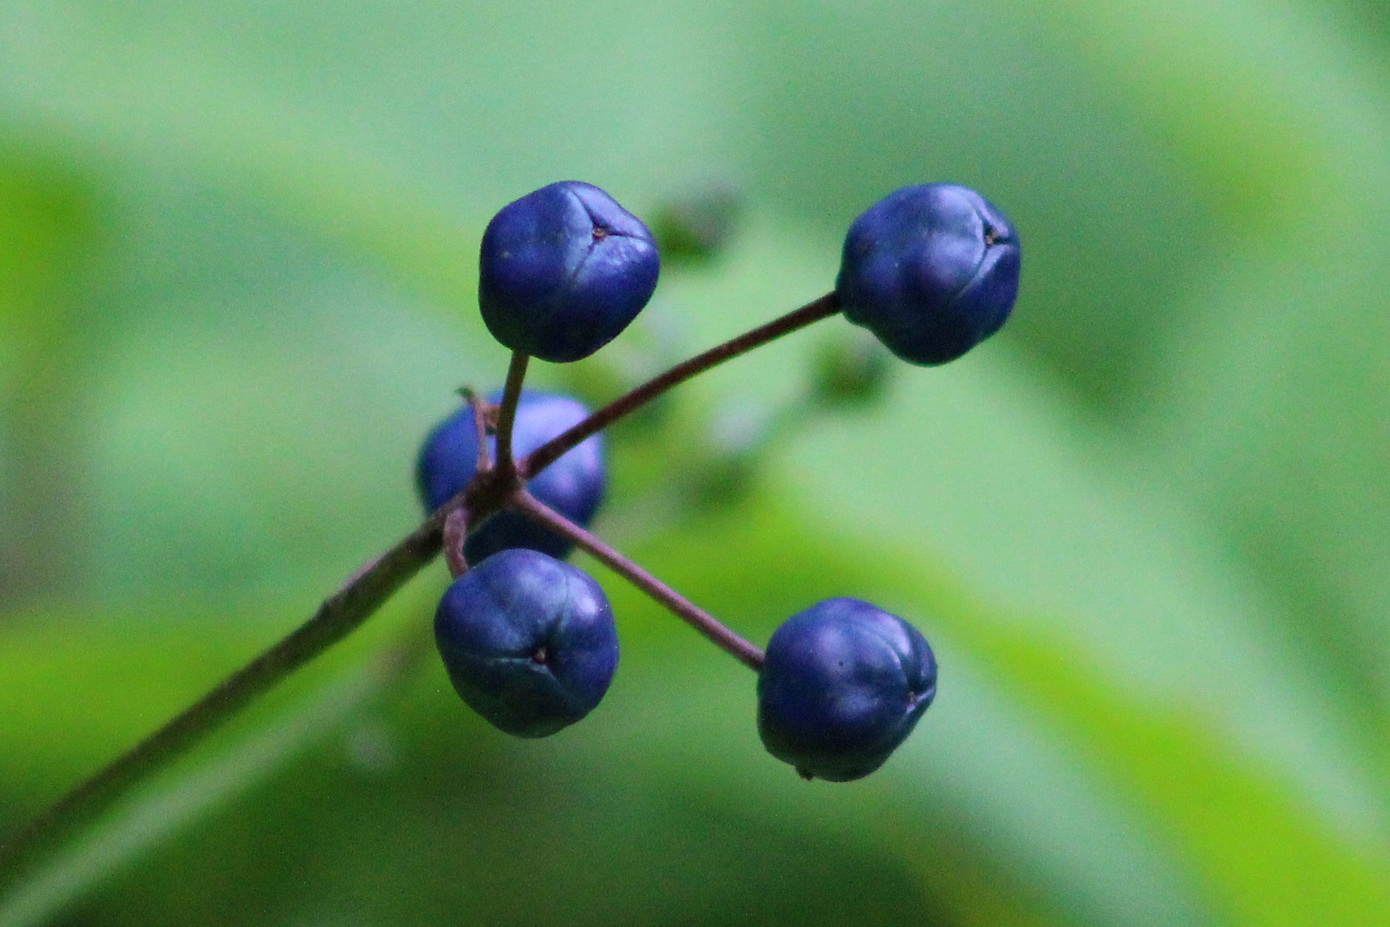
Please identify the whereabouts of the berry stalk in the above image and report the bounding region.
[519,291,841,479]
[510,490,765,671]
[461,388,492,472]
[441,506,472,578]
[493,351,529,474]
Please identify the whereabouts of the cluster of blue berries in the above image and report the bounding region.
[418,179,1019,781]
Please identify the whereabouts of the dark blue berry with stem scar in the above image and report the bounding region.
[757,598,937,781]
[416,391,604,563]
[480,181,661,363]
[435,549,619,737]
[836,183,1020,366]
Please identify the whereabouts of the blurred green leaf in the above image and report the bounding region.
[4,0,1390,924]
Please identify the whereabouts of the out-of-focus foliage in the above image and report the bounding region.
[2,0,1389,924]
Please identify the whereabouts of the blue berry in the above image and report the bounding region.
[836,183,1020,366]
[757,598,937,781]
[416,391,604,563]
[479,181,661,363]
[435,549,619,738]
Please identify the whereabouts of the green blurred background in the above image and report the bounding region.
[2,0,1389,924]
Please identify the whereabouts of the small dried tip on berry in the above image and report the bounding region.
[482,404,501,434]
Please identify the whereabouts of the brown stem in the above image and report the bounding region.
[457,388,493,473]
[442,506,472,578]
[518,291,840,479]
[510,490,765,671]
[0,493,469,878]
[494,351,529,474]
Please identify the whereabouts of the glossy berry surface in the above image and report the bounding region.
[416,391,604,563]
[836,183,1020,366]
[479,181,660,363]
[435,549,619,738]
[757,597,937,781]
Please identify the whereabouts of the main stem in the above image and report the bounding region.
[519,291,839,478]
[511,491,765,671]
[0,494,465,878]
